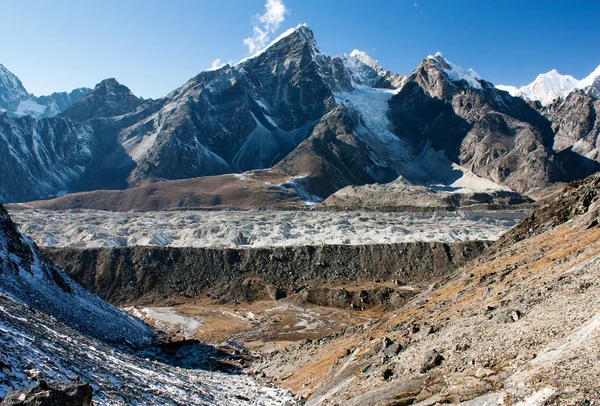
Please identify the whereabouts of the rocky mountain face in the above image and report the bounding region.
[35,87,91,117]
[0,25,599,205]
[0,114,96,202]
[253,174,600,405]
[0,63,90,118]
[388,53,576,195]
[542,90,600,164]
[60,78,142,121]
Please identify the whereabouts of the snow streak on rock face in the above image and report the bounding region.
[10,208,526,249]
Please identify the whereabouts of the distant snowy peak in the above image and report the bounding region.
[576,64,600,99]
[497,64,600,105]
[36,87,92,117]
[426,52,482,89]
[349,50,383,73]
[497,69,578,106]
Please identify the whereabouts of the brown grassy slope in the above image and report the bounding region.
[9,170,305,211]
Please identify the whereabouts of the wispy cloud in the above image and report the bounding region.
[210,58,224,69]
[243,0,288,54]
[414,2,419,7]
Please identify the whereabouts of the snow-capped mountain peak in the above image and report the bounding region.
[575,64,600,98]
[426,52,482,89]
[349,50,383,73]
[500,69,578,106]
[496,65,600,105]
[237,23,318,65]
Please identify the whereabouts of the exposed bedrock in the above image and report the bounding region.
[43,241,490,308]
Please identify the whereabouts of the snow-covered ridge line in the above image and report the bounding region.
[236,23,311,65]
[496,64,600,105]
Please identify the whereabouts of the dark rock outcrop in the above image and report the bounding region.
[0,381,93,406]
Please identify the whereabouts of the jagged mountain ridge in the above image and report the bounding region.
[0,24,599,205]
[0,63,91,118]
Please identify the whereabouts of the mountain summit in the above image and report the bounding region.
[60,78,143,121]
[497,64,600,105]
[0,25,598,205]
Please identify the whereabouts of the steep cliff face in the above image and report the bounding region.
[43,240,489,306]
[542,90,600,166]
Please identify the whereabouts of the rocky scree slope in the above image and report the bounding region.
[252,173,600,404]
[0,203,296,404]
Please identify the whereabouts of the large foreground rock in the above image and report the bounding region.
[1,381,92,406]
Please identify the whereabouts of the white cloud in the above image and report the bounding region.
[243,0,288,54]
[414,2,419,7]
[210,58,224,70]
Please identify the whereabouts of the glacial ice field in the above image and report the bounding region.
[9,208,528,248]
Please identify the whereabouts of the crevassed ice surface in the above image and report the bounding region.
[10,209,527,248]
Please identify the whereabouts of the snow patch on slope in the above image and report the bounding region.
[14,100,47,118]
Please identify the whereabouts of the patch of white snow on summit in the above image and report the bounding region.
[237,24,310,65]
[427,52,482,89]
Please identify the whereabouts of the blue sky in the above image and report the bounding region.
[2,0,599,99]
